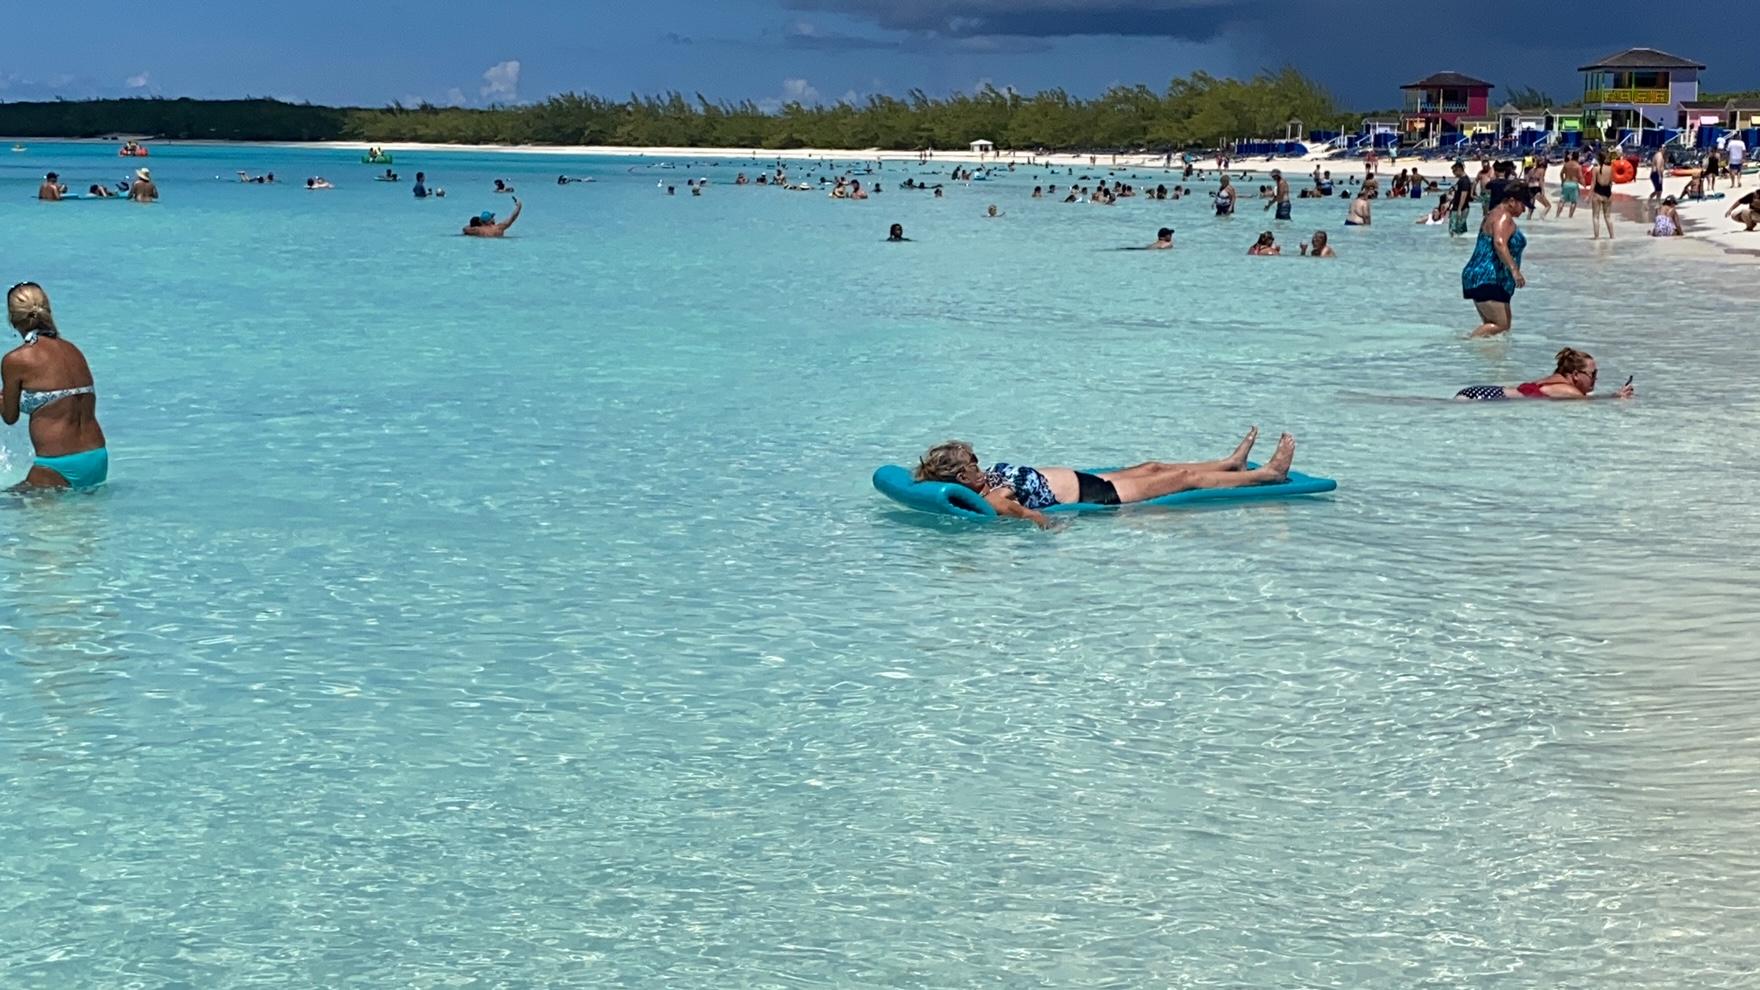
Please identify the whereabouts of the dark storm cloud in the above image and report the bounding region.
[777,0,1751,105]
[782,21,1053,55]
[782,0,1236,40]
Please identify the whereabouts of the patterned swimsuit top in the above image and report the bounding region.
[1462,227,1528,292]
[14,330,95,415]
[984,464,1058,510]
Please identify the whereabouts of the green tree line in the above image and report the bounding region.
[0,69,1359,150]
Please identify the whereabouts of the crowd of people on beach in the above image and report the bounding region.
[19,134,1724,498]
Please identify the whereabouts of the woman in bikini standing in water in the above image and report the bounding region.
[1,282,108,489]
[1590,152,1617,240]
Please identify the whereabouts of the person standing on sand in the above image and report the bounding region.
[1525,158,1551,217]
[1448,161,1475,236]
[1265,169,1291,221]
[1650,146,1667,202]
[1462,187,1528,338]
[1725,132,1746,187]
[1553,152,1582,219]
[1590,153,1616,240]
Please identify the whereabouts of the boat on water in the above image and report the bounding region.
[10,145,25,153]
[119,140,150,157]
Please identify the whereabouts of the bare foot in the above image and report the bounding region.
[1223,426,1259,470]
[1263,433,1295,481]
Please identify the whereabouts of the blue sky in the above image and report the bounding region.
[9,1,1751,110]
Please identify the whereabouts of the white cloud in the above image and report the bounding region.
[781,77,819,104]
[126,71,151,89]
[480,60,521,102]
[445,87,468,106]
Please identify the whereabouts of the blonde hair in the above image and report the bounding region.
[1553,347,1593,375]
[7,282,57,336]
[914,440,977,483]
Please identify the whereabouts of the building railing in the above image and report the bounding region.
[1583,88,1671,106]
[1409,104,1472,114]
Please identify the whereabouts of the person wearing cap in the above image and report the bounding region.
[1264,168,1291,220]
[128,167,157,202]
[463,197,521,237]
[38,172,66,201]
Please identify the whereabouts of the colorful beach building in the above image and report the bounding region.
[1578,47,1703,138]
[1400,72,1494,143]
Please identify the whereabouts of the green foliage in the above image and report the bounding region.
[1502,85,1557,109]
[0,71,1357,150]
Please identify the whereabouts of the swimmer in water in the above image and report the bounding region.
[886,223,909,242]
[984,204,1003,217]
[910,428,1297,529]
[1247,231,1280,255]
[306,177,334,189]
[413,172,430,198]
[463,197,521,237]
[87,184,115,198]
[37,172,66,201]
[1299,231,1335,257]
[2,282,108,489]
[1147,227,1174,249]
[1454,347,1633,400]
[494,179,515,194]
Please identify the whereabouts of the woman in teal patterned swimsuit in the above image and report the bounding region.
[1462,186,1529,338]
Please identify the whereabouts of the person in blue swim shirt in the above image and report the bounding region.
[911,428,1297,528]
[2,282,108,490]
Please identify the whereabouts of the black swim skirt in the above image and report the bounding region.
[1463,283,1513,304]
[1075,471,1121,506]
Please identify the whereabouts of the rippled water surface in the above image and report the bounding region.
[3,143,1758,987]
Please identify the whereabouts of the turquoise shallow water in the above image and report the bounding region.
[4,142,1759,987]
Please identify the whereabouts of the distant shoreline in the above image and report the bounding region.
[16,136,1755,254]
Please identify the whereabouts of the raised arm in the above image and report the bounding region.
[500,198,522,231]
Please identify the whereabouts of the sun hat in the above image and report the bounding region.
[135,167,151,181]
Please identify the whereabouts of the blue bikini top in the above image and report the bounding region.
[15,330,95,415]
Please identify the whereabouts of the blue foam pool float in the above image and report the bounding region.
[873,464,1337,519]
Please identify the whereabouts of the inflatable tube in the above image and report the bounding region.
[1670,167,1696,177]
[1612,159,1636,184]
[118,149,149,157]
[872,464,1338,520]
[361,154,394,164]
